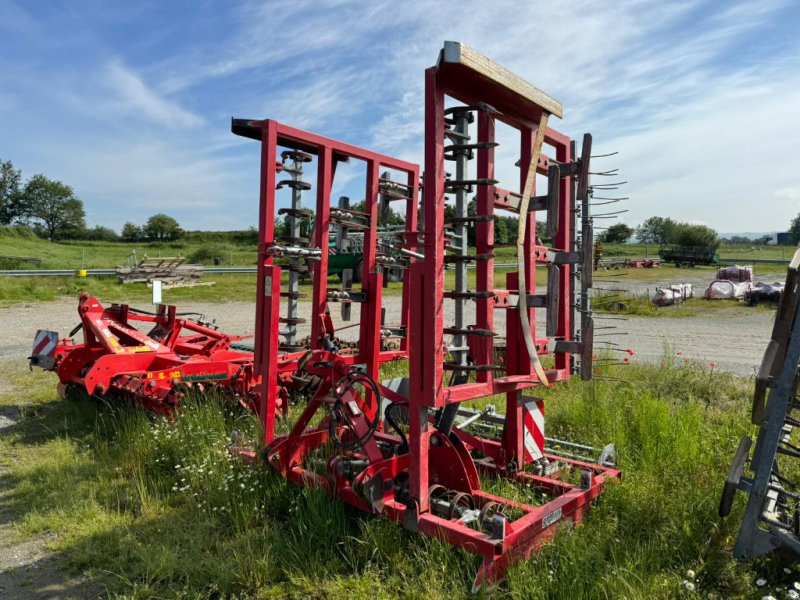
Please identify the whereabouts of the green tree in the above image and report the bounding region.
[494,217,509,245]
[0,159,23,225]
[534,220,550,245]
[144,213,182,241]
[79,225,119,242]
[790,213,800,244]
[20,174,86,240]
[726,235,753,245]
[671,222,719,250]
[599,222,634,244]
[121,222,142,242]
[635,216,676,244]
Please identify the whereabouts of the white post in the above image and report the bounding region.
[152,279,162,305]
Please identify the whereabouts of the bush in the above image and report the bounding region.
[70,225,120,242]
[0,256,27,269]
[0,224,39,239]
[188,243,230,264]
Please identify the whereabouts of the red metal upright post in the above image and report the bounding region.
[256,122,281,442]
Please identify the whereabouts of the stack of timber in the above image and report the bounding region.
[115,256,212,288]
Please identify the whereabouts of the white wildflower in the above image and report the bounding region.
[686,570,695,579]
[756,578,768,587]
[683,581,695,592]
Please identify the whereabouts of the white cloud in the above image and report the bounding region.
[103,61,204,128]
[2,0,799,233]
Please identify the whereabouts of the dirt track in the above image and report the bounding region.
[1,296,774,377]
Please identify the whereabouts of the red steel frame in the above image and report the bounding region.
[232,119,420,438]
[236,43,620,592]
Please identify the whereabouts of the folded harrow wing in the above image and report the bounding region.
[232,41,619,591]
[30,293,266,416]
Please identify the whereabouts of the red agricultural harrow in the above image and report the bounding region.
[29,40,620,591]
[29,293,268,415]
[229,41,620,591]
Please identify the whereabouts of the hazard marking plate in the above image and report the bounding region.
[522,396,545,463]
[32,330,58,357]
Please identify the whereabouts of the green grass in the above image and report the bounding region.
[0,226,259,270]
[2,356,798,598]
[0,273,409,306]
[600,242,795,263]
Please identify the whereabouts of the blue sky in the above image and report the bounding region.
[1,0,799,233]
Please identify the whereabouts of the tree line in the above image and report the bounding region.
[5,155,800,248]
[600,214,800,248]
[1,158,182,242]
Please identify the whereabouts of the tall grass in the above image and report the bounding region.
[1,357,797,598]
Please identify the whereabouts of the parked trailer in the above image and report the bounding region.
[659,244,718,267]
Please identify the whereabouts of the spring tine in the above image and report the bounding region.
[589,199,623,207]
[590,169,619,176]
[592,181,628,188]
[591,151,619,158]
[592,196,629,201]
[593,210,629,218]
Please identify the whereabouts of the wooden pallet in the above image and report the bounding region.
[116,256,205,284]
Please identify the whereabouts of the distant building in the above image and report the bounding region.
[766,232,792,245]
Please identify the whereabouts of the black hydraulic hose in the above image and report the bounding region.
[385,401,409,454]
[329,370,382,451]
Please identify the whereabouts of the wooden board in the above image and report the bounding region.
[439,41,563,120]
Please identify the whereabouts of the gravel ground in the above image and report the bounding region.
[2,294,775,377]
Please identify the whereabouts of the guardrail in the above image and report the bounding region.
[0,258,788,278]
[0,267,261,277]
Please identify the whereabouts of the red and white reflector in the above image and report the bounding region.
[522,396,545,463]
[30,330,59,370]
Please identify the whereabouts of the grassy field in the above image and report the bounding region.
[598,242,796,263]
[1,356,797,598]
[0,227,259,270]
[2,225,795,272]
[1,226,792,306]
